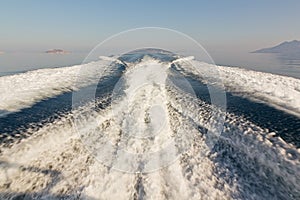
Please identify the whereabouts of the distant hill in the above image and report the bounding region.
[45,49,70,54]
[252,40,300,54]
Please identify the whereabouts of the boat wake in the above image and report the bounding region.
[0,53,299,199]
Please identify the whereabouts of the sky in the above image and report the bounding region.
[1,0,300,53]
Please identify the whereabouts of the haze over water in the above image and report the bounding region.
[1,50,300,79]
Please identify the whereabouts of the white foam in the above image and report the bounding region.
[0,57,299,199]
[174,58,300,117]
[0,59,117,113]
[76,58,176,172]
[167,85,300,198]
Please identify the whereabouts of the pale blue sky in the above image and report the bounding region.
[1,0,300,52]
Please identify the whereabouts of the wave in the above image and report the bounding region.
[0,56,299,199]
[167,82,300,199]
[0,58,119,114]
[173,57,300,117]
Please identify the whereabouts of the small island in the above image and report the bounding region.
[0,51,4,55]
[45,49,70,54]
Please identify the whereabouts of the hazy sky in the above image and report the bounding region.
[1,0,300,52]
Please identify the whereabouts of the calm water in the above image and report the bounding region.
[210,50,300,79]
[0,50,300,78]
[0,52,88,76]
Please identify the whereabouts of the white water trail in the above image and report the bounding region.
[0,58,117,113]
[167,83,300,199]
[173,57,300,117]
[0,57,299,199]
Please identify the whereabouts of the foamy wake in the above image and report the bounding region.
[173,57,300,117]
[0,57,299,199]
[0,58,118,113]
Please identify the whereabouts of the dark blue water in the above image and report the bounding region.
[183,75,300,148]
[0,63,126,145]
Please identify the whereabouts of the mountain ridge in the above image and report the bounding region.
[252,40,300,53]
